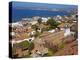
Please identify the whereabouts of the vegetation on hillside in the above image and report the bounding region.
[47,18,60,29]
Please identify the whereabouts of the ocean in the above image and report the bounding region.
[12,9,70,22]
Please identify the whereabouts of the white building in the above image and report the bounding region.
[32,16,41,21]
[64,28,71,37]
[30,21,37,25]
[22,18,32,21]
[58,23,71,37]
[37,28,42,33]
[57,15,62,20]
[41,17,48,22]
[12,22,23,27]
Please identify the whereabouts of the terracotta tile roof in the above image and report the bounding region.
[14,33,30,41]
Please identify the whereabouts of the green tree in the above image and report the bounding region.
[47,18,60,28]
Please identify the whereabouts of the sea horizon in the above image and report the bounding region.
[10,1,78,22]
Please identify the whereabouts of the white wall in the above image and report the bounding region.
[64,28,71,37]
